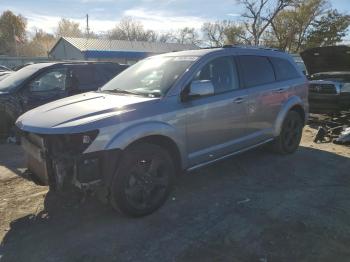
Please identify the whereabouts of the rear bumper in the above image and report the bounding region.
[22,135,122,192]
[309,93,350,113]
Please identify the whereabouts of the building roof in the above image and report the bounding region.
[51,37,199,54]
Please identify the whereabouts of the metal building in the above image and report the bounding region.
[49,37,199,64]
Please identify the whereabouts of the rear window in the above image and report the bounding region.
[238,56,275,88]
[270,57,300,81]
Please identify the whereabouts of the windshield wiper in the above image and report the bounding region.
[103,88,143,96]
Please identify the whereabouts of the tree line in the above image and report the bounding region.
[0,0,349,57]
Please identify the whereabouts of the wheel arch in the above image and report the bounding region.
[273,96,306,137]
[104,122,186,172]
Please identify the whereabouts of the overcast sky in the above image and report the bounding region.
[1,0,349,34]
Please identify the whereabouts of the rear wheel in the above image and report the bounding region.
[272,111,303,154]
[110,143,175,217]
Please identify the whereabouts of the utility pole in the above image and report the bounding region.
[86,14,90,38]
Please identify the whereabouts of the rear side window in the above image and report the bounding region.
[95,64,123,86]
[71,65,96,90]
[270,57,300,81]
[238,56,275,88]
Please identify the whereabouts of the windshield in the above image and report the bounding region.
[101,56,197,97]
[0,66,40,92]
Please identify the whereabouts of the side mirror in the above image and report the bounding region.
[189,80,214,97]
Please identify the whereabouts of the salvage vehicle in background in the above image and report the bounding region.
[16,46,308,217]
[301,46,350,114]
[0,62,128,138]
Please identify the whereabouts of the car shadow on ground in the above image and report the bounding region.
[1,146,350,262]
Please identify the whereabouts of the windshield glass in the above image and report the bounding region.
[0,66,40,92]
[101,56,197,97]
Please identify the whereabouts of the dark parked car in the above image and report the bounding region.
[301,46,350,114]
[0,65,12,72]
[0,62,128,138]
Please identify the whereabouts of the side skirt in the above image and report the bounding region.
[186,138,274,172]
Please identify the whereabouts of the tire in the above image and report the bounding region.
[110,143,175,217]
[272,111,303,154]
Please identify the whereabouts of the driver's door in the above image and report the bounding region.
[184,56,249,167]
[22,68,68,111]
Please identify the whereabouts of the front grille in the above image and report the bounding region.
[309,84,337,94]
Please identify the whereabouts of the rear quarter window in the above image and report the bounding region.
[270,57,300,81]
[238,56,275,88]
[71,65,96,90]
[95,64,124,86]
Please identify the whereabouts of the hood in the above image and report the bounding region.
[16,91,158,134]
[300,46,350,75]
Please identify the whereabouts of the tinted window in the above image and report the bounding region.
[71,66,95,90]
[29,68,67,92]
[270,57,300,81]
[95,64,123,85]
[238,56,275,88]
[193,56,239,94]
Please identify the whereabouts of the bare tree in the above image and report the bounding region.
[202,21,229,47]
[158,32,175,43]
[56,18,83,38]
[202,20,246,47]
[109,17,157,42]
[173,27,201,45]
[238,0,294,45]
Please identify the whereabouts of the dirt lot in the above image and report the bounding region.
[0,126,349,262]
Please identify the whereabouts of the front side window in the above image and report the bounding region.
[193,56,239,94]
[238,56,275,88]
[29,68,67,92]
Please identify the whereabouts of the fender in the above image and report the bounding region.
[273,96,305,137]
[104,121,187,168]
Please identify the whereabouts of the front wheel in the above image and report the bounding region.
[272,111,303,154]
[110,143,175,217]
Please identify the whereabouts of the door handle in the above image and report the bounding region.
[272,88,287,93]
[232,97,246,104]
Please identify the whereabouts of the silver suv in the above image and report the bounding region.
[16,46,309,216]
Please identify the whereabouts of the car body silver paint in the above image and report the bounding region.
[17,47,308,171]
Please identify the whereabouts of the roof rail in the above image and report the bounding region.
[223,44,284,52]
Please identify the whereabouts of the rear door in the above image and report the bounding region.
[237,55,297,144]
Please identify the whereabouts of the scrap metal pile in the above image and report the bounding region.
[309,112,350,145]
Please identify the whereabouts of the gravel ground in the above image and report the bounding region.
[0,126,349,262]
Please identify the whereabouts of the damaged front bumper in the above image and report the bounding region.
[21,132,121,192]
